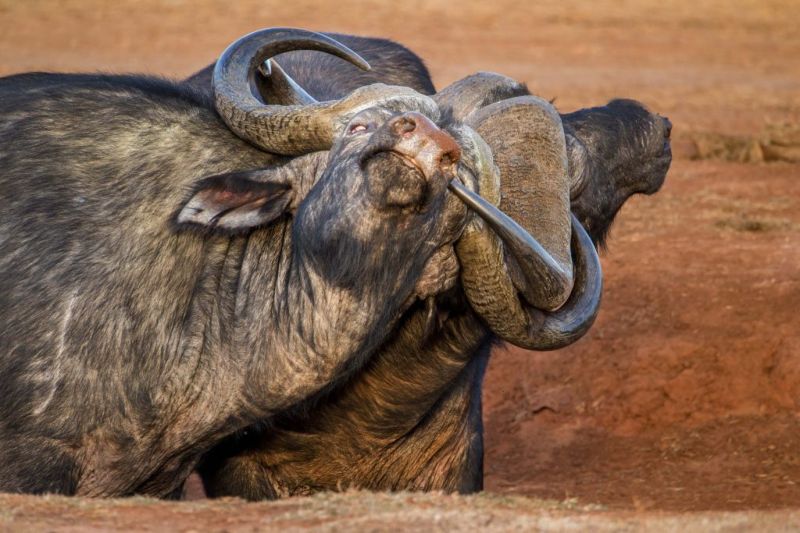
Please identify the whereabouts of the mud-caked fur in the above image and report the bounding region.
[0,68,468,496]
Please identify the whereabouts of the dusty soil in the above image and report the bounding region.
[1,0,799,529]
[3,492,800,533]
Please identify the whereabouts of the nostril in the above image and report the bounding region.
[440,149,459,168]
[392,116,417,136]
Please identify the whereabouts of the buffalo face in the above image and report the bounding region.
[565,99,672,246]
[292,106,472,295]
[211,31,606,352]
[351,109,460,210]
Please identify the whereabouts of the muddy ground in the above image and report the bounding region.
[1,0,799,530]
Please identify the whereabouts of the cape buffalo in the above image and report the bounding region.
[194,43,671,498]
[0,29,601,496]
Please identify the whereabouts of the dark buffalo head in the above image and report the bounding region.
[289,107,471,292]
[207,30,606,352]
[335,109,460,211]
[431,73,672,348]
[564,99,672,247]
[186,28,597,324]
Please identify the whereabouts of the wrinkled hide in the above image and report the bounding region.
[0,65,470,496]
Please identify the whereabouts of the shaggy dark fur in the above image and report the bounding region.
[564,99,672,248]
[0,66,469,496]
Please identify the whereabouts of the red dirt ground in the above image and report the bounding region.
[1,0,799,528]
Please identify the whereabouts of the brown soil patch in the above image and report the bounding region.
[484,159,800,511]
[3,491,799,532]
[1,0,799,529]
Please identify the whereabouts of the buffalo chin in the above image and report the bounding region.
[364,152,429,209]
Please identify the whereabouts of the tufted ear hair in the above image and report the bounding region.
[174,169,294,234]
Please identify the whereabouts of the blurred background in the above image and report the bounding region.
[1,0,799,512]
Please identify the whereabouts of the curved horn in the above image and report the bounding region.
[466,95,575,310]
[213,27,370,155]
[254,58,318,106]
[214,27,440,156]
[449,114,603,350]
[433,72,529,123]
[453,181,602,350]
[450,180,572,307]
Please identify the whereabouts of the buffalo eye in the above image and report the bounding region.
[348,123,371,135]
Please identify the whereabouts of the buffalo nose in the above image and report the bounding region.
[662,116,672,139]
[389,112,461,173]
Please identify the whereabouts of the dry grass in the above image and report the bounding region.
[683,123,800,163]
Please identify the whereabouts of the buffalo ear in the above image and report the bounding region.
[174,170,293,234]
